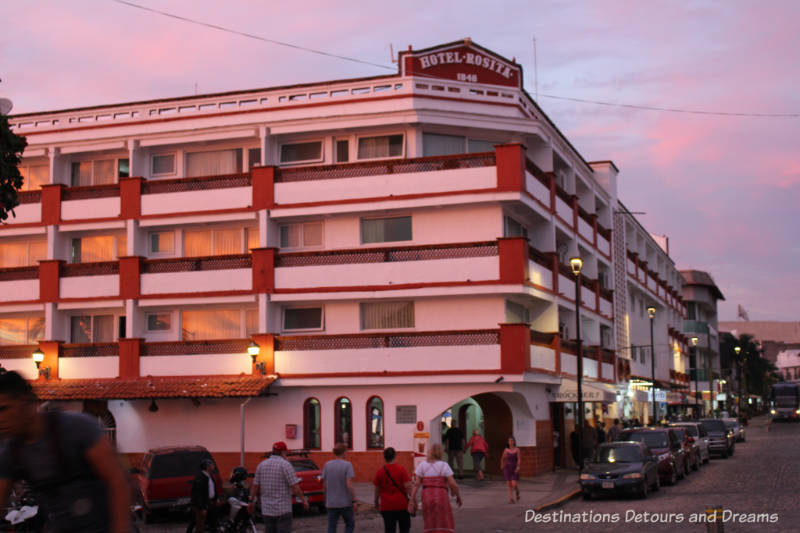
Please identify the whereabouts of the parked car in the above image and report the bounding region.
[580,442,660,499]
[286,451,325,511]
[132,445,222,522]
[699,418,735,458]
[723,418,745,442]
[670,422,710,464]
[670,426,700,472]
[617,427,686,485]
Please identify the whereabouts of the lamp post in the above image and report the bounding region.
[734,345,742,417]
[705,333,712,416]
[569,256,584,470]
[691,336,700,417]
[647,306,656,425]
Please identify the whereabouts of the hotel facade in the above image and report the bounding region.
[2,40,689,478]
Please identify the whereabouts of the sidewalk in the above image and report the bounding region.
[353,467,580,511]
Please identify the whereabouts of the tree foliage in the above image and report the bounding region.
[0,113,27,221]
[720,332,780,399]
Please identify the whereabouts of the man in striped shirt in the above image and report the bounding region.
[249,442,309,533]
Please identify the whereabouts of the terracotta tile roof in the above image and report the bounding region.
[32,374,276,401]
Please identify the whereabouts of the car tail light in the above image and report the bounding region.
[687,437,694,443]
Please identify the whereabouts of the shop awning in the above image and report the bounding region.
[548,379,616,403]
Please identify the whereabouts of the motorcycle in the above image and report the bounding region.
[1,483,43,533]
[217,468,257,533]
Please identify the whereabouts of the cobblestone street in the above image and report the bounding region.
[142,416,799,532]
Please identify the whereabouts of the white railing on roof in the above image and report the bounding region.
[9,77,529,132]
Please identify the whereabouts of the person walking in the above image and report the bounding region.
[501,436,521,504]
[595,422,606,447]
[444,423,465,478]
[569,428,579,468]
[373,447,412,533]
[0,371,131,533]
[581,420,597,462]
[249,441,309,533]
[409,443,462,533]
[607,418,622,442]
[321,443,357,533]
[465,429,489,480]
[186,459,219,533]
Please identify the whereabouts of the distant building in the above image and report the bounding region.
[681,270,725,413]
[719,321,800,364]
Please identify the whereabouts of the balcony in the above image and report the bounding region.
[141,172,252,216]
[140,339,252,377]
[61,184,121,220]
[0,266,39,302]
[275,241,499,291]
[273,153,496,206]
[60,261,120,299]
[141,254,252,295]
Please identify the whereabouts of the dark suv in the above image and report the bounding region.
[132,446,222,521]
[699,419,735,458]
[617,428,687,485]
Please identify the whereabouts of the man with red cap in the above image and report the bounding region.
[249,441,309,533]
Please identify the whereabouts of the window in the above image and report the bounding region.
[185,149,241,177]
[303,398,321,449]
[118,158,130,179]
[280,141,323,164]
[247,148,261,168]
[336,140,349,162]
[70,159,119,187]
[360,301,414,330]
[152,154,176,176]
[423,133,465,156]
[357,134,403,159]
[687,302,697,320]
[245,227,259,251]
[149,232,175,255]
[245,309,259,336]
[505,301,530,323]
[335,397,352,448]
[18,164,49,190]
[279,222,323,249]
[468,139,496,153]
[367,396,384,449]
[503,216,528,239]
[360,216,412,244]
[70,234,125,263]
[181,309,241,340]
[601,326,612,348]
[283,307,323,331]
[146,313,172,331]
[0,317,44,345]
[184,228,242,256]
[0,240,46,268]
[70,315,115,343]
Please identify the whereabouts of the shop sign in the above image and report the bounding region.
[401,42,521,88]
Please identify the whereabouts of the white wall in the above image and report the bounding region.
[60,275,119,299]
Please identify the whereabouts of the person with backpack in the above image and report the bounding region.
[373,447,412,533]
[0,371,130,533]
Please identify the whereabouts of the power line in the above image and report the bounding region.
[107,0,799,119]
[538,93,800,118]
[108,0,395,71]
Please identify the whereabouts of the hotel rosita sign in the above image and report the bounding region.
[400,39,522,89]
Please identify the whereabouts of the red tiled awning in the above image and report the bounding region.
[32,375,276,401]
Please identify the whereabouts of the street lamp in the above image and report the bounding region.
[569,256,584,470]
[647,306,656,425]
[691,336,700,417]
[734,345,743,416]
[248,340,265,375]
[32,347,50,379]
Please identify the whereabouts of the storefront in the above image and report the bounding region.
[549,380,616,468]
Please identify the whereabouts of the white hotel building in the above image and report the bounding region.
[2,40,687,478]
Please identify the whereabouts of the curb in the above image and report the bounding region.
[533,488,581,512]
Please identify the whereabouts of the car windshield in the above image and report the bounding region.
[701,420,727,433]
[676,425,698,437]
[621,432,668,449]
[290,459,320,472]
[594,446,643,463]
[723,421,736,429]
[150,451,214,479]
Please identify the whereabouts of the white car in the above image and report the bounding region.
[670,422,710,464]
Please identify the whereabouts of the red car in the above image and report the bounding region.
[132,445,222,522]
[617,428,687,485]
[671,426,701,472]
[286,451,325,512]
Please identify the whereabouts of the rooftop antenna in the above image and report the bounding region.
[532,37,538,101]
[389,44,397,64]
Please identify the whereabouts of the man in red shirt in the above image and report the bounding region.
[372,447,412,533]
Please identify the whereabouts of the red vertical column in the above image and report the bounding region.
[37,341,62,381]
[118,338,142,379]
[251,334,275,375]
[119,257,142,299]
[38,260,62,302]
[494,144,526,193]
[548,252,559,294]
[251,248,276,293]
[119,177,143,219]
[251,166,276,210]
[40,184,64,225]
[498,237,528,284]
[499,324,529,374]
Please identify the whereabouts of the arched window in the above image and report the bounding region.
[366,397,384,449]
[303,398,321,449]
[335,397,352,448]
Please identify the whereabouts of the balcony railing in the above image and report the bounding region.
[528,246,551,270]
[142,254,252,274]
[142,173,251,194]
[276,241,497,267]
[62,184,121,201]
[525,159,550,187]
[61,261,120,277]
[275,152,496,183]
[61,343,119,357]
[0,265,39,281]
[554,184,573,205]
[142,339,252,356]
[530,330,557,345]
[0,344,37,358]
[17,190,42,204]
[275,329,500,351]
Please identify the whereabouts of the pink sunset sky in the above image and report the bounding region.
[2,0,798,321]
